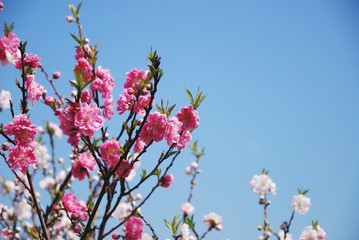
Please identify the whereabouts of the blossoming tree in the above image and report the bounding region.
[0,2,325,240]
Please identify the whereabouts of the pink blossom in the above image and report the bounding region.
[175,130,192,150]
[0,32,20,66]
[124,216,144,240]
[160,174,174,188]
[134,139,145,153]
[139,112,167,144]
[1,228,13,239]
[72,152,96,180]
[57,102,81,146]
[62,193,88,221]
[15,53,41,70]
[165,116,182,146]
[176,105,200,131]
[114,159,134,179]
[92,66,115,99]
[134,95,152,116]
[7,145,37,173]
[74,102,104,137]
[4,114,37,145]
[124,68,149,93]
[25,75,43,102]
[0,2,4,11]
[75,45,91,60]
[80,89,93,104]
[116,88,135,115]
[74,57,92,83]
[100,140,121,167]
[103,97,114,120]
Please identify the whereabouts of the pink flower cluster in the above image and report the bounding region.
[62,193,88,221]
[100,140,134,178]
[137,105,199,151]
[57,101,104,146]
[117,68,152,116]
[91,66,115,119]
[124,216,144,240]
[15,53,41,70]
[72,152,96,180]
[0,32,20,66]
[25,75,43,102]
[4,114,38,173]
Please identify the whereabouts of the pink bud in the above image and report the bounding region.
[0,1,4,11]
[52,71,61,79]
[66,15,75,22]
[73,224,81,233]
[112,232,121,239]
[160,174,174,188]
[1,143,10,151]
[44,96,55,105]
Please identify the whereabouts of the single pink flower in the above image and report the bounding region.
[139,112,167,144]
[165,116,182,146]
[74,57,92,83]
[4,114,37,145]
[0,32,20,66]
[134,139,145,153]
[44,96,55,106]
[134,95,152,116]
[92,66,115,99]
[160,174,174,188]
[176,105,200,131]
[116,88,135,115]
[62,193,88,221]
[114,159,134,179]
[25,75,43,102]
[72,152,96,180]
[80,89,93,104]
[0,2,4,11]
[100,140,121,167]
[15,53,41,70]
[124,216,144,240]
[103,97,114,120]
[74,102,104,137]
[57,102,81,146]
[7,145,37,173]
[175,130,192,150]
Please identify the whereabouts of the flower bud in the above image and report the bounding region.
[73,224,81,233]
[1,142,10,151]
[66,15,75,22]
[52,71,61,79]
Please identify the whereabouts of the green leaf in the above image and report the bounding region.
[185,88,194,106]
[70,33,82,44]
[67,3,77,17]
[3,22,15,36]
[141,169,147,180]
[76,2,83,16]
[171,215,181,235]
[164,219,172,232]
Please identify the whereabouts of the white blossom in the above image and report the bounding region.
[48,122,62,139]
[250,173,277,196]
[0,90,11,109]
[33,141,50,169]
[292,194,311,215]
[278,230,293,240]
[112,202,132,220]
[300,225,326,240]
[14,199,32,220]
[203,212,223,231]
[181,202,194,215]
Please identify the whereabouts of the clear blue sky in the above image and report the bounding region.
[1,0,359,239]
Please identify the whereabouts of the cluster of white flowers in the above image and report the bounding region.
[278,230,293,240]
[203,212,223,231]
[179,223,197,240]
[250,172,277,197]
[33,141,51,169]
[112,202,133,220]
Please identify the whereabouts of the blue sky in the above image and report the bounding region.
[1,0,359,239]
